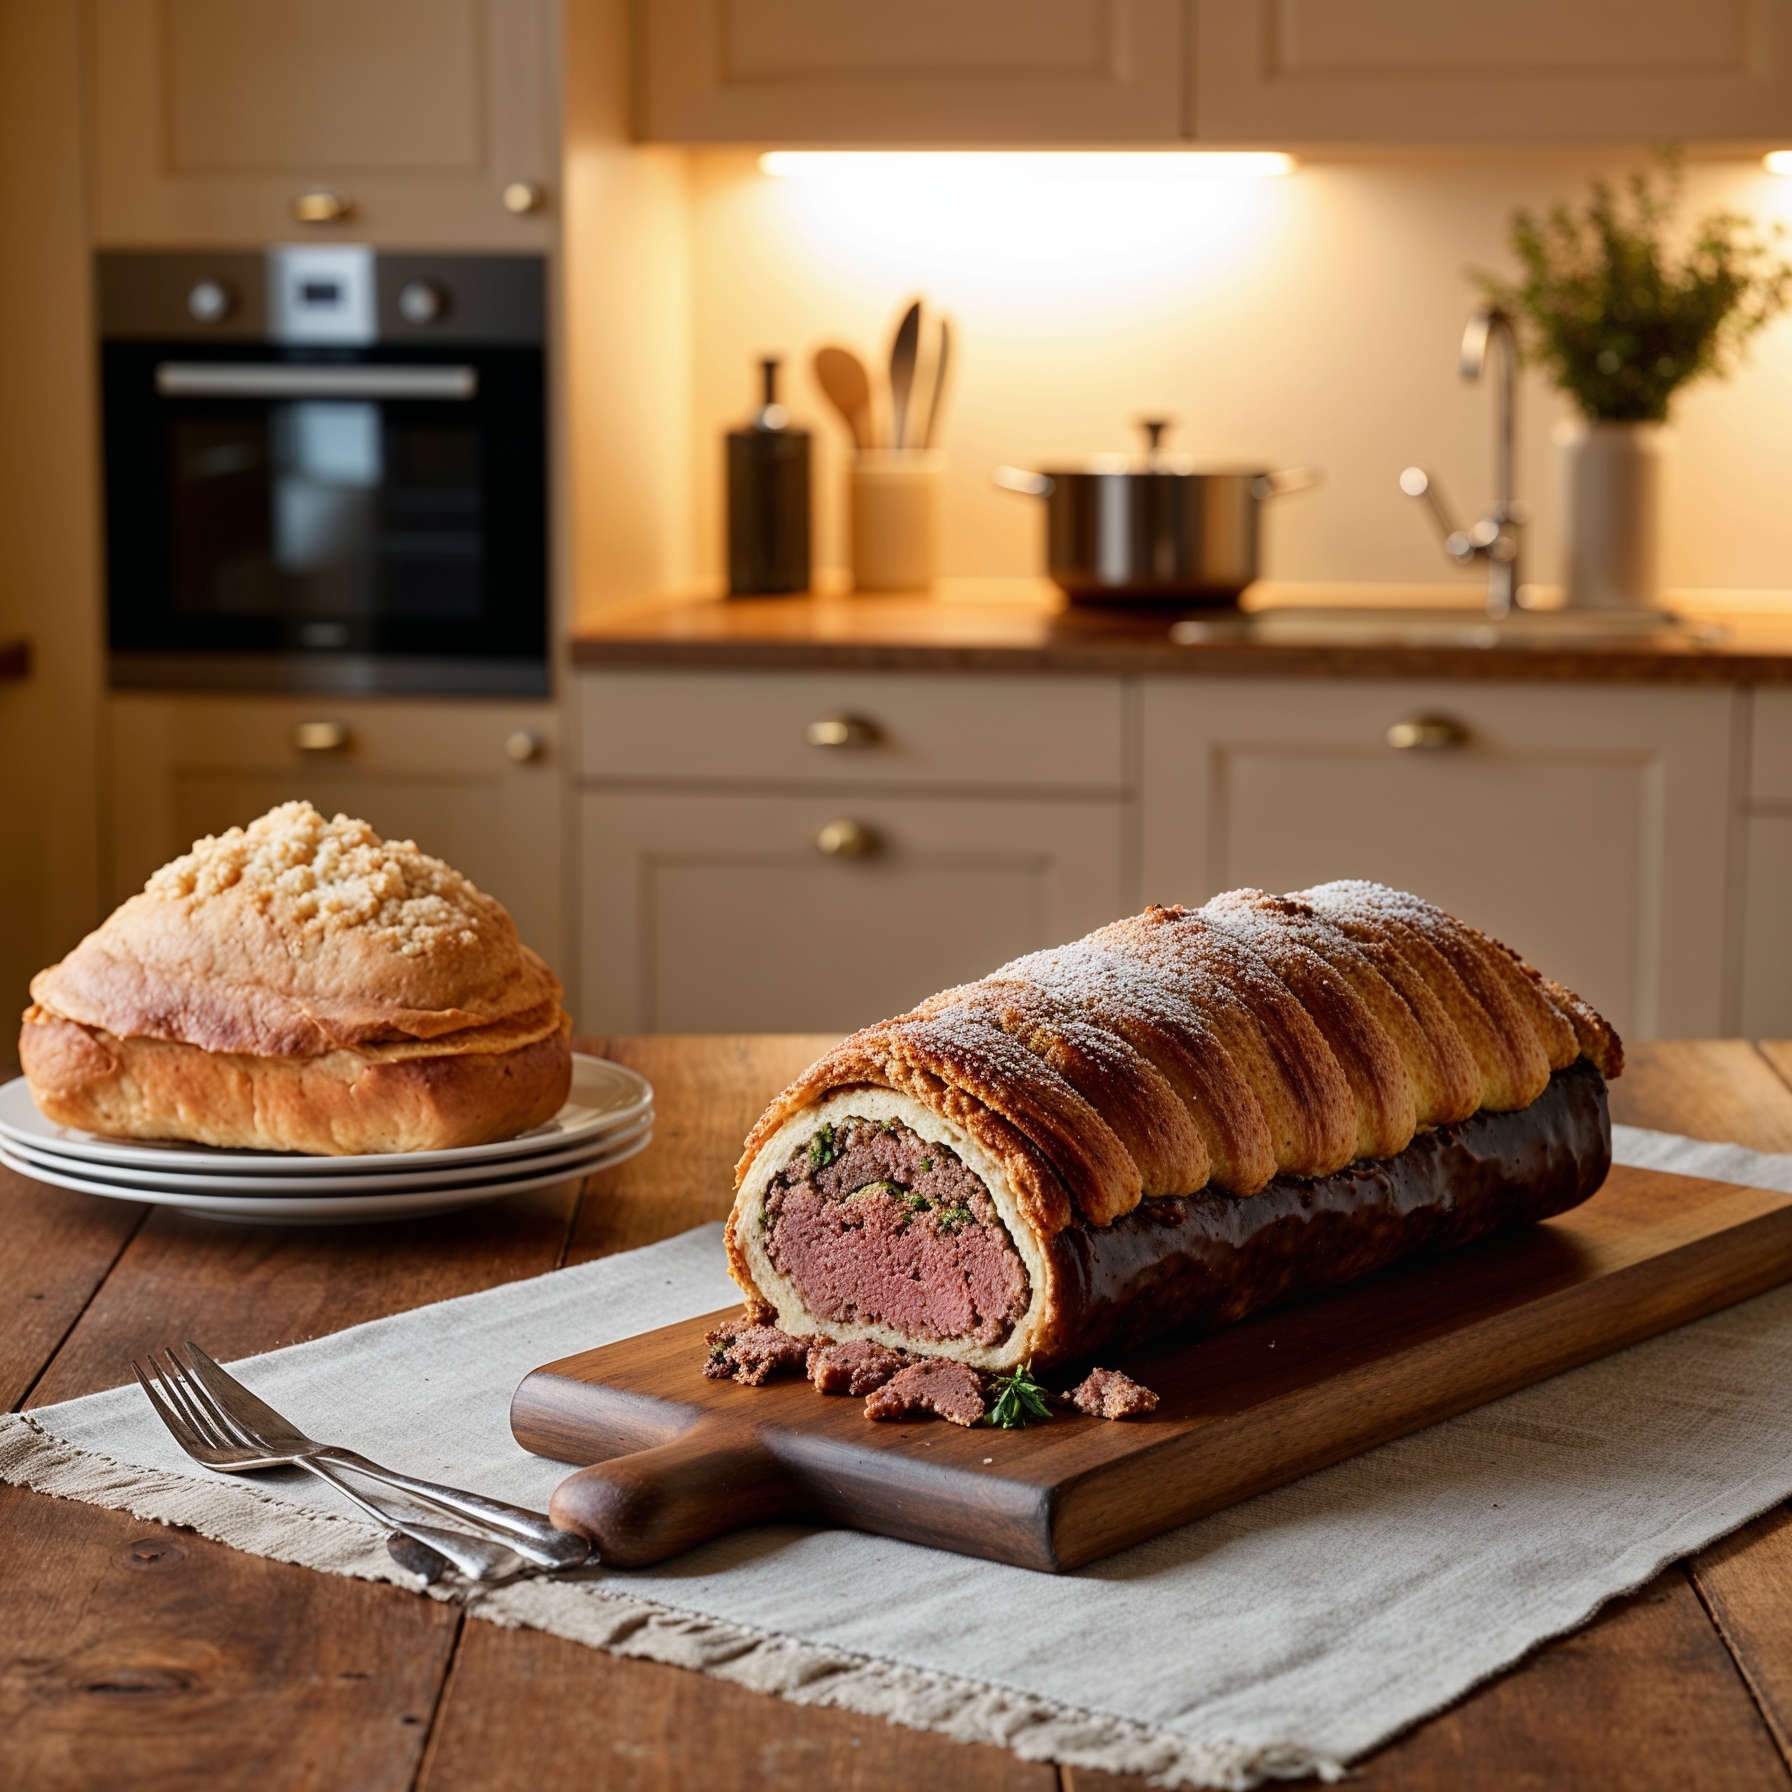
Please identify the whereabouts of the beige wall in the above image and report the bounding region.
[0,0,103,1039]
[674,149,1792,598]
[563,0,695,624]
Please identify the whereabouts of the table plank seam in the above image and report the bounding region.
[1687,1525,1792,1781]
[8,1200,150,1414]
[410,1610,469,1792]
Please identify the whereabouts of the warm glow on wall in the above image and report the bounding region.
[744,150,1300,305]
[1767,150,1792,175]
[758,151,1299,180]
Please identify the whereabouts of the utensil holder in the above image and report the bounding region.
[850,451,943,593]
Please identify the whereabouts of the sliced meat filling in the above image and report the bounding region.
[762,1116,1030,1347]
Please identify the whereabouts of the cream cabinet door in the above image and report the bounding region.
[638,0,1184,142]
[109,695,565,968]
[1140,679,1739,1040]
[1192,0,1792,142]
[579,789,1126,1032]
[89,0,556,247]
[1738,689,1792,1036]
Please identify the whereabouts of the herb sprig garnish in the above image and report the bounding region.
[985,1363,1053,1429]
[806,1123,839,1169]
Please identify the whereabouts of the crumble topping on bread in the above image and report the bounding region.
[145,802,497,959]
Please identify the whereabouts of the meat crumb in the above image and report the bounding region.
[807,1337,913,1396]
[864,1359,988,1427]
[703,1318,816,1386]
[1067,1367,1160,1420]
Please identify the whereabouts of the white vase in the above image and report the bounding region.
[1554,420,1668,610]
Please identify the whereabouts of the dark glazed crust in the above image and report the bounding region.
[1028,1060,1611,1366]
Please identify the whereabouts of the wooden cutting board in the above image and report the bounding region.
[511,1162,1792,1573]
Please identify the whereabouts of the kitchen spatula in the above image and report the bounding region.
[888,300,922,450]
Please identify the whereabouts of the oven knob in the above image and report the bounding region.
[186,280,233,324]
[397,280,446,326]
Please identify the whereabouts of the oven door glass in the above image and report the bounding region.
[102,343,546,693]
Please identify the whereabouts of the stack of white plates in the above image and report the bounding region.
[0,1053,652,1225]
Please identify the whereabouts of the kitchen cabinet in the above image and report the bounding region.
[88,0,557,248]
[634,0,1792,144]
[108,694,565,971]
[1192,0,1792,144]
[635,0,1184,143]
[574,667,1133,1030]
[1139,678,1740,1041]
[1739,689,1792,1037]
[579,788,1126,1031]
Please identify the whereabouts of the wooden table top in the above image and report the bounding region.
[6,1035,1792,1791]
[569,581,1792,685]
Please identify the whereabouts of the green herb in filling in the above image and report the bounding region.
[934,1205,973,1234]
[985,1363,1053,1429]
[919,1157,934,1173]
[806,1123,839,1170]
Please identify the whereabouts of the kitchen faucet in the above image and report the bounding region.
[1400,305,1523,619]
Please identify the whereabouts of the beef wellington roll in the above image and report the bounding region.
[727,884,1623,1372]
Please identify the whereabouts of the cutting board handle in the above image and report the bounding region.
[548,1416,800,1567]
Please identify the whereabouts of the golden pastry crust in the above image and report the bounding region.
[31,802,558,1057]
[734,882,1623,1235]
[19,801,575,1154]
[19,1007,572,1155]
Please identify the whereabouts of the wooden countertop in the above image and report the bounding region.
[7,1034,1792,1790]
[570,581,1792,683]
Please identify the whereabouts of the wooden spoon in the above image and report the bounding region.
[812,345,874,450]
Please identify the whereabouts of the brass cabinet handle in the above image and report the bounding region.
[816,819,879,859]
[501,181,547,215]
[504,730,544,763]
[292,189,353,224]
[804,714,881,750]
[292,720,351,753]
[1386,715,1470,752]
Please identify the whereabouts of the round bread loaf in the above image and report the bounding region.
[19,801,572,1154]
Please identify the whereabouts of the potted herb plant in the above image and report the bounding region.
[1478,150,1791,609]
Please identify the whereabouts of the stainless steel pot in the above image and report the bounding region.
[995,420,1317,606]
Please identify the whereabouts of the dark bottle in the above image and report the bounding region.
[727,357,811,596]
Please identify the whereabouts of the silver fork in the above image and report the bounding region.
[134,1348,521,1582]
[176,1341,590,1570]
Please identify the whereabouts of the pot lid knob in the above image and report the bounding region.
[1138,417,1175,465]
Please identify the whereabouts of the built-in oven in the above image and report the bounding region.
[98,247,547,695]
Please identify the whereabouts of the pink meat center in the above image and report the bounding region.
[762,1117,1030,1347]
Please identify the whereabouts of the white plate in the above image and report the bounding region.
[0,1054,651,1175]
[0,1125,652,1225]
[1,1109,653,1195]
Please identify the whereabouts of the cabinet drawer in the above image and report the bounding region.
[578,789,1124,1032]
[1140,678,1737,1040]
[578,670,1126,791]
